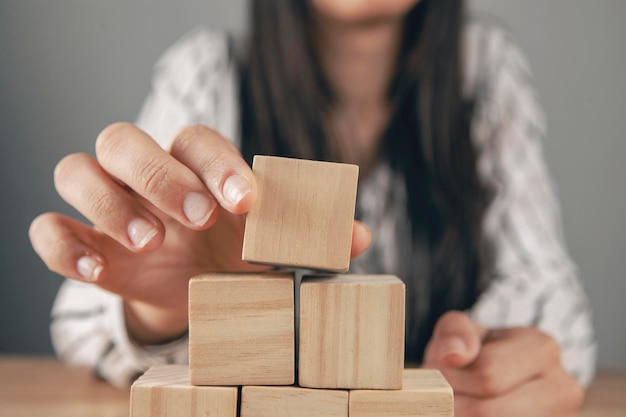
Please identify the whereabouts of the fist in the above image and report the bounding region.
[423,311,585,417]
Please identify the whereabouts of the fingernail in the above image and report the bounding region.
[128,218,158,248]
[183,192,215,226]
[222,175,251,206]
[77,256,103,282]
[438,337,467,360]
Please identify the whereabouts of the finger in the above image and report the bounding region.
[350,221,371,259]
[423,311,486,368]
[441,327,563,397]
[54,152,164,251]
[30,212,173,302]
[454,369,584,417]
[169,125,257,214]
[96,122,219,229]
[30,212,108,283]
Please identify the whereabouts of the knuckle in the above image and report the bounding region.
[538,331,562,362]
[174,124,238,153]
[441,310,465,322]
[170,128,194,156]
[171,125,214,152]
[436,310,465,330]
[134,157,172,196]
[570,381,586,410]
[178,124,210,138]
[470,400,495,417]
[562,376,585,412]
[96,122,135,158]
[474,358,500,396]
[198,148,230,181]
[86,188,117,219]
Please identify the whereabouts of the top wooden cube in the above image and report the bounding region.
[242,155,359,272]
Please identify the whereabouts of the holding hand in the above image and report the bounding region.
[30,123,371,345]
[423,311,585,417]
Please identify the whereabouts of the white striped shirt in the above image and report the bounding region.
[50,19,596,388]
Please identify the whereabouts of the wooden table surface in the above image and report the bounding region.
[0,356,624,417]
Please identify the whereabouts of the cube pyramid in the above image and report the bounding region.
[131,156,453,416]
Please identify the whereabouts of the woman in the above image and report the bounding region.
[30,0,594,415]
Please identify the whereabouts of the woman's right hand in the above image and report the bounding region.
[30,123,370,344]
[30,123,371,346]
[29,123,270,344]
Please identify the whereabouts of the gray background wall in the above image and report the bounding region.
[0,1,624,369]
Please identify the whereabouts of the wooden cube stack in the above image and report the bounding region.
[131,156,453,416]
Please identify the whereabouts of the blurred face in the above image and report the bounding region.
[310,0,420,24]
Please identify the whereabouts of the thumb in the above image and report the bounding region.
[423,311,486,368]
[350,221,372,259]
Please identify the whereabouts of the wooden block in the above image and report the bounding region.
[349,369,454,417]
[130,365,237,417]
[241,386,348,417]
[189,272,295,386]
[242,155,359,272]
[299,274,405,389]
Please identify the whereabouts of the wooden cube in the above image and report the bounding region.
[130,365,237,417]
[242,155,359,272]
[349,369,454,417]
[241,386,348,417]
[189,272,295,386]
[299,274,405,389]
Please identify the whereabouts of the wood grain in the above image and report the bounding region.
[242,155,359,272]
[130,365,237,417]
[189,272,295,386]
[241,385,348,417]
[299,274,405,389]
[349,369,453,417]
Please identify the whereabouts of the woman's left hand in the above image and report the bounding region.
[423,311,585,417]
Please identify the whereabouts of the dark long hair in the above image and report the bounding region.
[240,0,490,361]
